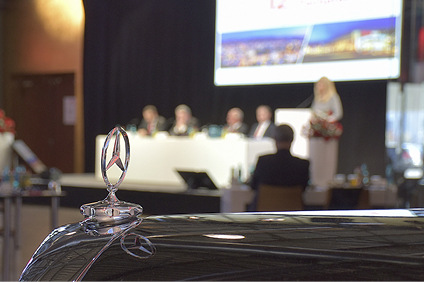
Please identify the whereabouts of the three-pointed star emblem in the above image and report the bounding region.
[106,130,125,172]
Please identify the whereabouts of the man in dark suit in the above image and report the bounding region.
[168,104,200,136]
[222,107,249,136]
[249,124,310,210]
[249,105,276,138]
[137,105,168,136]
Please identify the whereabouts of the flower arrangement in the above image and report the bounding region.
[308,117,343,140]
[0,109,16,134]
[303,111,343,140]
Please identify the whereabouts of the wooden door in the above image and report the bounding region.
[10,73,75,173]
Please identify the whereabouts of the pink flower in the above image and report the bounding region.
[0,109,15,134]
[309,117,342,140]
[4,118,15,134]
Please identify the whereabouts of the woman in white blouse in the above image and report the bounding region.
[311,76,343,123]
[309,76,343,187]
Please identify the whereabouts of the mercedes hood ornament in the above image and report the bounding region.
[80,126,143,225]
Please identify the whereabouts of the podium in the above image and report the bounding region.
[275,108,341,187]
[274,108,312,159]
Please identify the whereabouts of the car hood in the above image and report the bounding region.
[20,209,424,281]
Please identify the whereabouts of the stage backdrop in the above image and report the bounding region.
[83,0,387,177]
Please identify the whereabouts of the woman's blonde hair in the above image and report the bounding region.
[314,76,337,102]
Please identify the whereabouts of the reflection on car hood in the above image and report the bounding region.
[20,209,424,281]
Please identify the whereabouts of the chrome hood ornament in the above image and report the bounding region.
[80,126,143,225]
[20,127,153,282]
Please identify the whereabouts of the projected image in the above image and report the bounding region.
[220,18,396,68]
[221,27,307,67]
[215,0,403,86]
[303,18,396,63]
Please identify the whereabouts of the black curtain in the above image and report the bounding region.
[83,0,387,176]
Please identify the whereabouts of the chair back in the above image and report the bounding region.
[327,187,370,210]
[257,184,304,211]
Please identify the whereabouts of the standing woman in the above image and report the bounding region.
[309,76,343,187]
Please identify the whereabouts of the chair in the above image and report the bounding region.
[326,187,370,210]
[256,184,304,211]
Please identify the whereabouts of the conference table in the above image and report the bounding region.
[95,134,276,188]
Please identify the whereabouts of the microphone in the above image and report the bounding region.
[296,95,314,108]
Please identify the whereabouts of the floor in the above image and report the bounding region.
[1,204,82,280]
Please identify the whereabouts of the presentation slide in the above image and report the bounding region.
[214,0,403,86]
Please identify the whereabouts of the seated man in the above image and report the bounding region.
[249,124,310,210]
[222,107,249,136]
[169,104,200,136]
[137,105,168,136]
[249,105,276,138]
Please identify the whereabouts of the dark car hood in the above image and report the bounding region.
[20,209,424,281]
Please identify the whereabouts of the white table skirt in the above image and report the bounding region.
[95,134,276,188]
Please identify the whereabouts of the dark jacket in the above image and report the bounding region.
[168,117,201,136]
[251,149,310,191]
[223,122,249,136]
[138,116,168,135]
[248,122,276,138]
[248,149,309,211]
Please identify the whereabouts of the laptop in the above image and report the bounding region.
[176,170,218,190]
